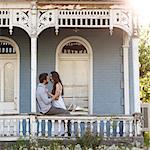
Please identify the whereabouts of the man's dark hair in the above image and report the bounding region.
[39,73,48,83]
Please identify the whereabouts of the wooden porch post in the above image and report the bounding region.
[123,33,130,114]
[31,37,37,112]
[31,1,37,113]
[132,37,140,113]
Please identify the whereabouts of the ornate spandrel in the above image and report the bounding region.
[112,9,132,36]
[37,10,55,34]
[12,9,31,35]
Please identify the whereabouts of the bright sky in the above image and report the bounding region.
[131,0,150,26]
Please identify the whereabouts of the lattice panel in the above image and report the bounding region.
[12,10,31,30]
[38,10,55,32]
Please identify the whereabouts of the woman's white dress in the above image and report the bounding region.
[51,87,67,136]
[52,95,66,110]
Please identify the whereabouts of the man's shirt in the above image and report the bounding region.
[36,83,52,114]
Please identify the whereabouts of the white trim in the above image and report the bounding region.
[122,33,130,114]
[31,37,37,113]
[0,8,132,37]
[0,36,20,114]
[56,36,93,114]
[132,37,140,113]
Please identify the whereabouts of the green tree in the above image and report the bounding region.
[139,28,150,103]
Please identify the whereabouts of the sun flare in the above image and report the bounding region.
[132,0,150,25]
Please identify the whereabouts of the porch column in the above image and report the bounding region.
[123,33,130,115]
[31,36,37,112]
[132,37,140,113]
[30,1,37,112]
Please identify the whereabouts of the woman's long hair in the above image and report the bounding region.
[50,71,64,95]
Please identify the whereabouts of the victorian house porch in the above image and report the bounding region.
[0,0,143,141]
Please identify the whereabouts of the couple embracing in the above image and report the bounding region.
[36,71,70,136]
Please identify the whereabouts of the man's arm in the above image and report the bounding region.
[39,88,52,105]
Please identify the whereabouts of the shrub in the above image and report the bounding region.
[144,132,150,148]
[76,129,102,149]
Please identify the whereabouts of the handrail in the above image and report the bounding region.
[0,113,142,141]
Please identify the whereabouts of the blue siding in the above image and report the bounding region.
[92,29,123,114]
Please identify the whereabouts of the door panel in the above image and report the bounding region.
[73,60,88,85]
[0,59,18,113]
[59,61,74,86]
[59,58,88,111]
[4,63,14,102]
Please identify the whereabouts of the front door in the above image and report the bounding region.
[58,41,89,113]
[0,40,19,114]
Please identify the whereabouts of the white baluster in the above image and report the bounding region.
[137,120,142,136]
[100,19,103,25]
[58,120,61,137]
[134,119,137,137]
[81,19,83,26]
[9,120,13,135]
[19,119,23,136]
[6,120,10,136]
[70,19,73,26]
[77,120,81,137]
[0,120,4,136]
[71,120,75,137]
[64,120,68,137]
[26,118,29,137]
[84,121,88,132]
[105,19,108,25]
[30,115,37,137]
[116,121,120,137]
[110,120,113,137]
[51,120,55,137]
[38,119,42,137]
[123,120,126,137]
[85,19,87,26]
[103,120,107,138]
[97,120,100,136]
[129,120,133,137]
[90,121,93,133]
[13,119,17,136]
[95,19,98,26]
[45,119,48,137]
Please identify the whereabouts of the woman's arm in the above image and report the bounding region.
[48,83,62,100]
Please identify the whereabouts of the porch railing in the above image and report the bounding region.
[0,114,142,141]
